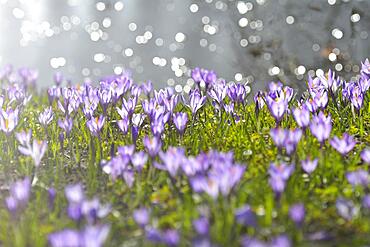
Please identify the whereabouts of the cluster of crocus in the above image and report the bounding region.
[346,169,369,187]
[188,151,246,199]
[270,128,302,155]
[48,184,111,247]
[48,224,110,247]
[102,144,148,187]
[64,183,111,222]
[16,129,47,167]
[5,177,31,214]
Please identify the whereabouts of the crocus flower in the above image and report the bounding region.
[254,91,265,111]
[330,133,356,156]
[48,229,81,247]
[0,108,19,134]
[193,217,209,236]
[268,162,294,196]
[188,90,206,115]
[349,85,363,110]
[289,203,305,226]
[361,148,370,163]
[133,207,150,227]
[5,177,31,213]
[309,111,331,144]
[18,139,47,167]
[363,195,370,209]
[58,117,73,137]
[131,151,148,172]
[157,147,185,177]
[361,58,370,79]
[38,107,53,126]
[49,224,110,247]
[346,169,369,187]
[117,117,129,134]
[173,112,188,135]
[235,204,257,227]
[270,128,302,155]
[292,106,310,128]
[48,187,56,209]
[208,83,227,106]
[336,198,359,220]
[143,136,162,157]
[301,158,318,174]
[266,93,288,124]
[162,229,180,247]
[270,235,291,247]
[86,115,105,137]
[81,224,110,247]
[16,129,32,147]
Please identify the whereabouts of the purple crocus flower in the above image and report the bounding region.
[188,90,206,115]
[18,139,48,167]
[361,58,370,79]
[131,151,148,172]
[58,117,73,137]
[363,194,370,209]
[157,147,185,177]
[330,133,356,156]
[346,169,369,187]
[336,198,359,220]
[16,129,32,147]
[65,183,84,221]
[117,97,136,118]
[162,229,180,247]
[349,85,364,110]
[38,107,53,126]
[268,162,294,196]
[235,204,257,227]
[270,128,286,148]
[266,93,288,124]
[309,111,332,144]
[193,217,209,236]
[133,207,150,227]
[301,158,318,174]
[5,177,31,213]
[48,229,81,247]
[81,224,110,247]
[173,112,188,135]
[292,106,310,128]
[86,115,105,137]
[270,235,291,247]
[146,227,163,243]
[143,136,162,157]
[117,117,129,134]
[270,128,302,155]
[289,203,305,226]
[254,91,265,111]
[0,108,19,134]
[361,148,370,163]
[208,83,227,106]
[48,187,56,209]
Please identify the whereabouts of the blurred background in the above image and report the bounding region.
[0,0,369,91]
